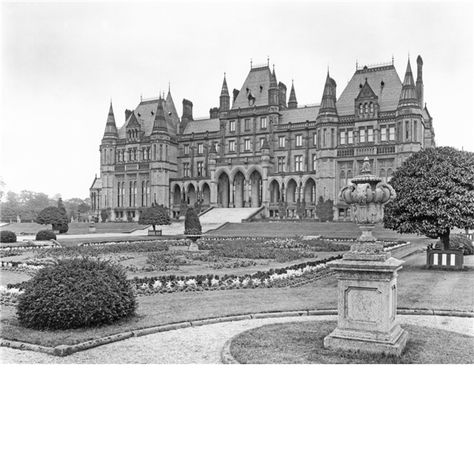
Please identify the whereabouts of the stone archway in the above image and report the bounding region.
[269,180,280,203]
[304,178,316,205]
[286,179,297,204]
[217,172,230,208]
[233,171,245,208]
[173,184,181,207]
[201,183,211,207]
[187,183,196,206]
[249,170,262,207]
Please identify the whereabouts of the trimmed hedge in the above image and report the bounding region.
[0,230,17,243]
[184,208,202,235]
[36,230,57,241]
[17,258,137,330]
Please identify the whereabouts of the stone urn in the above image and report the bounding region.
[323,158,409,356]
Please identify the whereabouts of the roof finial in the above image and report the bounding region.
[356,59,358,70]
[168,81,170,93]
[392,54,394,65]
[267,56,270,67]
[250,58,253,68]
[140,93,142,101]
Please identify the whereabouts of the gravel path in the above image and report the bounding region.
[1,314,473,364]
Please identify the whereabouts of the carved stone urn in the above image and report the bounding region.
[323,158,408,356]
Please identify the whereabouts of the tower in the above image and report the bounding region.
[268,66,279,107]
[288,81,298,109]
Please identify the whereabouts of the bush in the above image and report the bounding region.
[17,258,137,330]
[36,230,57,241]
[434,234,474,255]
[0,230,17,243]
[184,208,202,235]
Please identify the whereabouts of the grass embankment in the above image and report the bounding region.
[1,258,473,348]
[229,321,474,364]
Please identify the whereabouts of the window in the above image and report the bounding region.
[381,127,387,141]
[279,136,286,148]
[405,121,410,141]
[312,154,317,171]
[183,163,190,177]
[360,128,366,143]
[313,133,317,146]
[317,130,321,148]
[244,138,251,151]
[348,130,353,144]
[414,121,418,141]
[260,137,265,149]
[323,128,326,147]
[129,182,133,207]
[296,134,303,147]
[369,102,374,114]
[367,128,374,142]
[389,126,395,141]
[244,118,250,131]
[340,130,346,145]
[197,162,204,177]
[229,140,235,152]
[295,155,303,172]
[277,157,285,172]
[198,143,203,154]
[229,120,235,132]
[331,129,335,147]
[184,144,189,155]
[260,117,267,129]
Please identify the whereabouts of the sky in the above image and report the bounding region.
[1,0,473,200]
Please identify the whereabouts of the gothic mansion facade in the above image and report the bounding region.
[90,56,435,221]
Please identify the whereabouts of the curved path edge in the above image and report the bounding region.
[1,307,472,357]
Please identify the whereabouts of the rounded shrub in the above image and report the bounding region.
[0,230,17,243]
[36,230,57,241]
[184,208,202,236]
[17,257,137,330]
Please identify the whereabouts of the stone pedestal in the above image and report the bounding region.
[324,256,408,356]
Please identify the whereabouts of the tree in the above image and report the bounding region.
[384,147,474,249]
[138,204,170,232]
[36,206,67,232]
[184,207,202,236]
[57,198,69,233]
[315,197,334,222]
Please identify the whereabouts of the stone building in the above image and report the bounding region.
[90,56,435,221]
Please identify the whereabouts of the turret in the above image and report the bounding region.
[398,59,419,108]
[152,97,168,134]
[416,55,424,108]
[102,102,118,142]
[318,72,338,116]
[288,81,298,109]
[180,99,194,133]
[278,82,287,108]
[268,66,279,107]
[219,74,230,112]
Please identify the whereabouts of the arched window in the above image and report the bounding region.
[359,104,363,115]
[146,181,150,206]
[364,103,368,114]
[369,102,374,114]
[117,182,121,207]
[387,168,393,182]
[346,169,353,185]
[339,169,346,190]
[129,182,133,207]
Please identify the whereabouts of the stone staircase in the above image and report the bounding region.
[199,207,264,225]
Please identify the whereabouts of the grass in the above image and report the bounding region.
[1,257,473,348]
[229,321,474,364]
[1,222,149,235]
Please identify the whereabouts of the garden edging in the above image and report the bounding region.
[1,307,472,358]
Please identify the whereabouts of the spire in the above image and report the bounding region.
[219,73,230,112]
[318,72,337,115]
[288,81,298,109]
[398,59,419,108]
[270,65,278,88]
[103,101,118,139]
[152,97,168,134]
[268,65,279,106]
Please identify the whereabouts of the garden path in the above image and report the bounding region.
[1,313,472,364]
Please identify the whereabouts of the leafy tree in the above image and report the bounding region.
[19,191,53,221]
[184,207,202,236]
[315,197,334,222]
[384,147,474,249]
[57,198,69,233]
[100,209,109,223]
[139,204,170,232]
[36,206,67,231]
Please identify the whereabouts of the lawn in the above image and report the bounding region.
[1,222,149,235]
[1,255,473,348]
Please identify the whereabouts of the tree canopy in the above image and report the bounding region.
[383,146,474,248]
[139,205,170,231]
[36,206,68,231]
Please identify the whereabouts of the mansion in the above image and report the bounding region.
[90,55,435,221]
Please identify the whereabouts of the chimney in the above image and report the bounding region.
[416,55,424,108]
[180,99,194,133]
[209,107,219,119]
[125,109,132,121]
[278,82,287,108]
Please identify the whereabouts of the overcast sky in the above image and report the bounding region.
[1,0,473,199]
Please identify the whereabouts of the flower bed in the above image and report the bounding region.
[0,285,24,305]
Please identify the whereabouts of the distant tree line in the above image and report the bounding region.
[0,190,91,223]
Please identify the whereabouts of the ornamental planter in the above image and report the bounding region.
[426,247,464,270]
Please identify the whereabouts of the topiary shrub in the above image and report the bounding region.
[17,257,137,330]
[36,230,57,241]
[184,208,202,236]
[434,233,474,255]
[0,230,17,243]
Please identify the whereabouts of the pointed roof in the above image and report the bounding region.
[103,102,118,139]
[166,89,179,130]
[318,72,337,114]
[288,82,298,108]
[337,64,403,115]
[398,59,419,107]
[126,110,141,129]
[232,65,273,109]
[270,66,278,89]
[152,97,168,133]
[220,74,229,96]
[356,77,378,100]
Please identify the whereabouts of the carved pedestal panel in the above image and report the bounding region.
[323,257,408,356]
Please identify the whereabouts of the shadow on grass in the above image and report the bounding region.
[230,321,474,364]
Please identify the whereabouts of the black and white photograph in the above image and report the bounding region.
[0,0,473,472]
